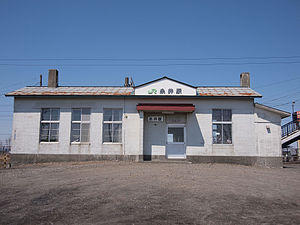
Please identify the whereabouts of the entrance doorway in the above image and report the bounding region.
[166,124,186,159]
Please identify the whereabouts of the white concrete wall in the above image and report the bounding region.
[11,97,282,157]
[11,97,141,156]
[186,99,256,156]
[254,107,282,157]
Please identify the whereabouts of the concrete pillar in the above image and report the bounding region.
[139,111,144,157]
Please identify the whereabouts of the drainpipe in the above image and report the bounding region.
[123,96,126,156]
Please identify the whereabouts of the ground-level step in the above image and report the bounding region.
[143,159,192,164]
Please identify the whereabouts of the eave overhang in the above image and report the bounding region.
[255,103,290,118]
[136,103,195,112]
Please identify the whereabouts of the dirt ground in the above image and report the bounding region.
[0,162,300,225]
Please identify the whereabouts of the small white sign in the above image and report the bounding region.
[167,134,173,142]
[148,116,164,122]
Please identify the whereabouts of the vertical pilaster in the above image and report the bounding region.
[139,111,144,158]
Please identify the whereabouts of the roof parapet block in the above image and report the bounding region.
[48,69,58,88]
[240,72,250,88]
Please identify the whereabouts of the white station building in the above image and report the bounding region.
[6,70,290,167]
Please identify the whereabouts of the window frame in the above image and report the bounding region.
[167,124,186,144]
[39,108,60,143]
[102,108,123,144]
[212,109,233,145]
[70,108,91,143]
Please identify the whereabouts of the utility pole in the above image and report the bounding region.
[40,74,43,86]
[292,101,295,114]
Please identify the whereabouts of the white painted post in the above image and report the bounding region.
[139,111,144,159]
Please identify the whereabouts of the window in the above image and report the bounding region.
[71,108,91,143]
[40,108,60,142]
[168,127,184,143]
[212,109,232,144]
[103,109,122,143]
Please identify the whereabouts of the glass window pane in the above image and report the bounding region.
[40,135,49,142]
[40,130,49,137]
[71,130,80,136]
[168,127,184,143]
[40,123,50,133]
[82,108,91,121]
[71,134,80,142]
[82,114,90,121]
[103,123,112,142]
[71,123,80,142]
[51,123,59,130]
[41,108,50,121]
[71,135,80,142]
[50,129,59,137]
[71,123,80,130]
[72,109,81,121]
[81,135,89,142]
[223,109,232,122]
[213,124,222,144]
[50,135,59,142]
[41,123,50,130]
[223,124,232,144]
[113,124,122,142]
[81,124,90,142]
[81,130,89,137]
[51,109,60,121]
[40,123,50,142]
[81,124,90,133]
[212,109,222,122]
[113,109,122,121]
[104,109,112,121]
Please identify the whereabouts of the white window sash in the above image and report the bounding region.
[212,109,232,145]
[71,108,91,143]
[40,108,60,143]
[103,121,122,124]
[102,109,123,143]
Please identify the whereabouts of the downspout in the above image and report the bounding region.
[123,96,126,156]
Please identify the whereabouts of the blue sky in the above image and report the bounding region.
[0,0,300,142]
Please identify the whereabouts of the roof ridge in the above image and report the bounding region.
[197,86,252,88]
[135,76,196,88]
[25,86,133,88]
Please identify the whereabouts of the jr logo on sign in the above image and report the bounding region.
[148,88,157,94]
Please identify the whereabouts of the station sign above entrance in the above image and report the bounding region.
[134,77,197,96]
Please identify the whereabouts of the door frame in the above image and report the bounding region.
[166,124,186,159]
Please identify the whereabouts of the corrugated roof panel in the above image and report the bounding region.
[196,87,261,97]
[5,86,262,97]
[5,86,134,96]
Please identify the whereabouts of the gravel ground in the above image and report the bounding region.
[0,161,300,225]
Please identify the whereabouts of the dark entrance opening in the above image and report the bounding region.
[143,155,152,161]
